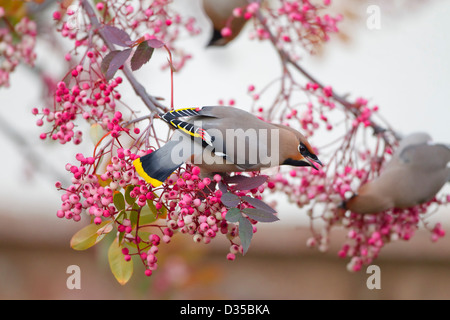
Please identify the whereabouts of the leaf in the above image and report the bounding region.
[0,0,26,24]
[97,222,114,235]
[129,210,138,228]
[70,221,112,250]
[89,123,106,145]
[101,49,132,81]
[242,208,279,223]
[226,175,268,190]
[156,200,168,219]
[238,216,253,255]
[113,192,126,211]
[130,41,155,71]
[125,185,136,205]
[148,196,165,218]
[147,38,165,48]
[221,192,240,208]
[102,25,132,47]
[108,239,133,285]
[140,200,158,225]
[241,196,277,214]
[96,173,111,188]
[225,208,242,223]
[224,175,250,184]
[217,181,228,194]
[118,230,125,244]
[114,209,125,223]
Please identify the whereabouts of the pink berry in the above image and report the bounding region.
[221,27,232,37]
[53,11,62,20]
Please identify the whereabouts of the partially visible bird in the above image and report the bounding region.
[133,106,322,187]
[201,0,249,46]
[342,132,450,214]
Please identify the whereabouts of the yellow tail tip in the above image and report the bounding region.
[132,157,164,187]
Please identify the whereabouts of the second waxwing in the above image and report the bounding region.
[201,0,249,46]
[342,132,450,214]
[133,106,322,187]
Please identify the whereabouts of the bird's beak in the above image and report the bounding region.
[305,156,323,171]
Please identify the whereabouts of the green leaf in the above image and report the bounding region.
[70,221,112,251]
[129,210,138,227]
[147,195,167,219]
[113,192,126,211]
[238,216,253,255]
[242,208,279,223]
[118,230,125,244]
[140,201,158,225]
[108,238,133,285]
[125,185,136,205]
[115,209,125,223]
[225,208,242,223]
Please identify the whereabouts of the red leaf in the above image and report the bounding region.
[101,49,132,80]
[238,216,253,255]
[242,208,279,222]
[225,175,268,190]
[147,38,165,48]
[102,26,132,47]
[130,41,155,71]
[221,192,240,208]
[241,196,277,214]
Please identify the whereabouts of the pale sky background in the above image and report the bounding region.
[0,0,449,228]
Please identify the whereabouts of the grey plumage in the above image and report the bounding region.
[133,106,322,186]
[344,132,450,214]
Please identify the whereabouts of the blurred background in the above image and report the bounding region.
[0,0,450,299]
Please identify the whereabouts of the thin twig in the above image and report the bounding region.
[254,9,395,144]
[80,0,168,115]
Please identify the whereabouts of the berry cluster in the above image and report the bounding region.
[33,75,124,145]
[267,128,449,272]
[58,142,266,277]
[52,0,200,71]
[256,0,341,55]
[0,13,37,87]
[22,0,448,282]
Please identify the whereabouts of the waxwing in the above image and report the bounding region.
[343,132,450,214]
[202,0,249,46]
[133,106,322,187]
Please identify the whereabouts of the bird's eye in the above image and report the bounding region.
[298,144,306,154]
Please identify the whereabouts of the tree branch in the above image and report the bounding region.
[80,0,168,115]
[254,9,395,141]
